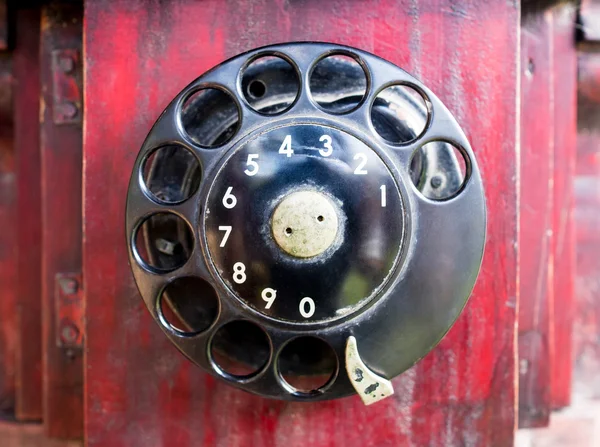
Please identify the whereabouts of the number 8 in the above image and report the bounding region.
[233,262,246,284]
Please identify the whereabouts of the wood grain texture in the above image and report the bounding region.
[580,0,600,42]
[518,10,554,429]
[0,50,14,417]
[550,3,577,410]
[574,47,600,409]
[13,6,42,421]
[0,421,81,447]
[83,1,519,446]
[39,3,84,439]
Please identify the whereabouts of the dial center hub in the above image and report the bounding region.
[271,190,339,258]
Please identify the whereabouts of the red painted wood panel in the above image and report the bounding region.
[573,48,600,410]
[13,6,42,421]
[580,0,600,42]
[0,1,7,51]
[0,50,15,418]
[0,421,81,447]
[518,10,555,429]
[83,1,519,446]
[550,4,577,410]
[40,3,84,439]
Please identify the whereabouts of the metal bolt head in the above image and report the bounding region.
[60,322,80,344]
[58,102,78,119]
[58,56,75,74]
[59,277,79,295]
[430,176,443,189]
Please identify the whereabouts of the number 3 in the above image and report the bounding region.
[319,135,333,157]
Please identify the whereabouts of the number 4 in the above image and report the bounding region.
[279,135,293,157]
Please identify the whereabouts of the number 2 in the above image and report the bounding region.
[319,135,333,157]
[353,153,368,175]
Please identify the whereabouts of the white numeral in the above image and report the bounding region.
[299,297,315,318]
[380,185,387,207]
[319,135,333,157]
[218,226,232,247]
[222,186,237,209]
[261,288,277,309]
[279,135,293,157]
[244,153,259,176]
[233,262,246,284]
[353,153,368,175]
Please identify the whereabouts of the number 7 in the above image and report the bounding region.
[218,226,232,247]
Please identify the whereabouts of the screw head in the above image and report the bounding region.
[60,322,80,344]
[58,102,78,119]
[58,56,75,73]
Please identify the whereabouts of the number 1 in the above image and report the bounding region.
[380,185,387,207]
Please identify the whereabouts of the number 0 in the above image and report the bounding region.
[299,297,315,318]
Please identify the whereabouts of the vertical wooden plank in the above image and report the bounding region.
[83,1,519,446]
[0,1,7,51]
[13,6,42,421]
[518,9,554,428]
[580,0,600,42]
[550,3,577,410]
[0,50,14,418]
[574,47,600,414]
[40,2,83,439]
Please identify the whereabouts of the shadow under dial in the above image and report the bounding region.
[205,124,405,323]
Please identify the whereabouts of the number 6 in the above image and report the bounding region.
[222,186,237,209]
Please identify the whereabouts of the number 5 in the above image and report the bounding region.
[244,154,259,176]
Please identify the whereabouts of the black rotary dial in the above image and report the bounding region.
[126,42,486,401]
[205,124,404,323]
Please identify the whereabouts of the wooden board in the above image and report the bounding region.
[83,1,519,446]
[580,0,600,42]
[550,4,577,410]
[13,6,42,422]
[574,47,600,409]
[0,46,14,417]
[0,421,81,447]
[518,9,554,429]
[39,3,84,439]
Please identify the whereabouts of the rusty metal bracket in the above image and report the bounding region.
[51,49,82,125]
[54,273,83,349]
